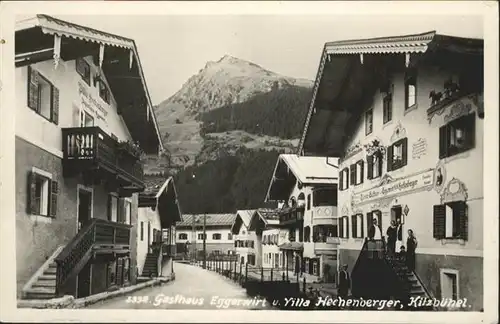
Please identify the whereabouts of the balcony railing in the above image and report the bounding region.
[55,218,131,296]
[62,126,144,188]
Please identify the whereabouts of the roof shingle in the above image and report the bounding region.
[176,214,236,228]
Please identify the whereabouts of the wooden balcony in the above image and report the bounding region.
[278,206,304,226]
[62,126,144,193]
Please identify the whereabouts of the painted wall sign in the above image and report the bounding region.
[78,81,109,124]
[352,169,434,206]
[412,138,428,160]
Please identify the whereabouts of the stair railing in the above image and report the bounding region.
[55,219,97,296]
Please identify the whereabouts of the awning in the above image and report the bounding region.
[278,242,304,251]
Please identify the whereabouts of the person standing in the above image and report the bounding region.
[386,220,397,257]
[406,229,418,271]
[395,218,404,253]
[337,264,351,298]
[368,216,383,240]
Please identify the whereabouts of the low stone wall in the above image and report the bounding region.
[17,275,175,309]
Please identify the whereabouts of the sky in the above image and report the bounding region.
[56,14,483,105]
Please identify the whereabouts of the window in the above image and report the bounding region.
[383,91,393,124]
[367,152,383,180]
[198,233,207,240]
[124,200,131,225]
[387,138,408,171]
[313,261,318,276]
[350,160,364,186]
[313,188,337,206]
[80,110,94,127]
[351,214,364,238]
[212,233,221,240]
[304,226,311,242]
[405,70,417,109]
[338,216,350,239]
[76,58,91,85]
[140,222,144,241]
[433,202,468,240]
[306,194,311,210]
[339,168,349,191]
[439,113,476,158]
[228,233,233,240]
[98,80,111,104]
[27,67,59,124]
[108,195,118,222]
[365,109,373,135]
[27,170,58,217]
[440,269,459,301]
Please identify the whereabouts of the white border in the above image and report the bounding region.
[1,1,498,324]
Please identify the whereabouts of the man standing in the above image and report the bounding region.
[337,264,351,298]
[368,216,383,240]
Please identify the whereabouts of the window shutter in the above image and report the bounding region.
[339,218,344,238]
[349,164,356,185]
[351,215,357,238]
[345,217,350,238]
[433,205,446,239]
[27,171,37,214]
[467,113,476,149]
[339,171,344,190]
[378,153,383,177]
[401,138,408,167]
[359,160,364,184]
[51,86,59,125]
[367,155,373,180]
[439,126,448,159]
[360,214,365,237]
[50,180,59,217]
[458,202,468,240]
[107,195,112,221]
[366,212,373,233]
[27,66,39,111]
[387,145,393,171]
[376,211,382,230]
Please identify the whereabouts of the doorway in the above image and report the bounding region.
[78,188,93,231]
[391,205,404,246]
[77,261,91,298]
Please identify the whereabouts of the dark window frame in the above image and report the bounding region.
[76,57,91,85]
[387,138,408,172]
[439,113,476,159]
[404,70,418,110]
[383,91,393,124]
[178,233,188,240]
[339,168,350,191]
[365,108,373,135]
[212,233,222,240]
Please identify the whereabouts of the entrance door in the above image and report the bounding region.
[77,261,91,298]
[391,206,404,244]
[78,189,92,231]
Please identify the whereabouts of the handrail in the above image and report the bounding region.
[56,219,97,263]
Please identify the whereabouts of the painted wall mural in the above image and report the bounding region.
[390,121,407,143]
[412,138,428,160]
[78,81,109,125]
[433,161,446,193]
[440,178,468,204]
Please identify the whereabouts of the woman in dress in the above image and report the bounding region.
[406,229,418,271]
[386,220,397,257]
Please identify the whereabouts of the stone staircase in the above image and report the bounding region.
[22,246,64,300]
[142,253,158,277]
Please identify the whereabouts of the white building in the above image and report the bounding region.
[14,15,163,299]
[298,31,483,310]
[265,154,339,282]
[137,177,182,278]
[230,210,257,265]
[176,214,236,258]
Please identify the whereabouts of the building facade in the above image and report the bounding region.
[15,15,163,299]
[137,177,182,278]
[176,214,236,258]
[265,154,339,282]
[298,31,483,310]
[231,210,257,265]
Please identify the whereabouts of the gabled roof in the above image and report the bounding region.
[230,210,256,234]
[265,154,338,201]
[248,208,281,231]
[176,214,236,228]
[297,31,483,157]
[15,15,163,154]
[139,176,183,227]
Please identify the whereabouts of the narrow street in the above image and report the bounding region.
[88,262,273,310]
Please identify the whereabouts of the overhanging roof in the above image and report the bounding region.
[139,176,182,227]
[265,154,338,202]
[297,31,484,157]
[15,15,163,154]
[230,210,255,234]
